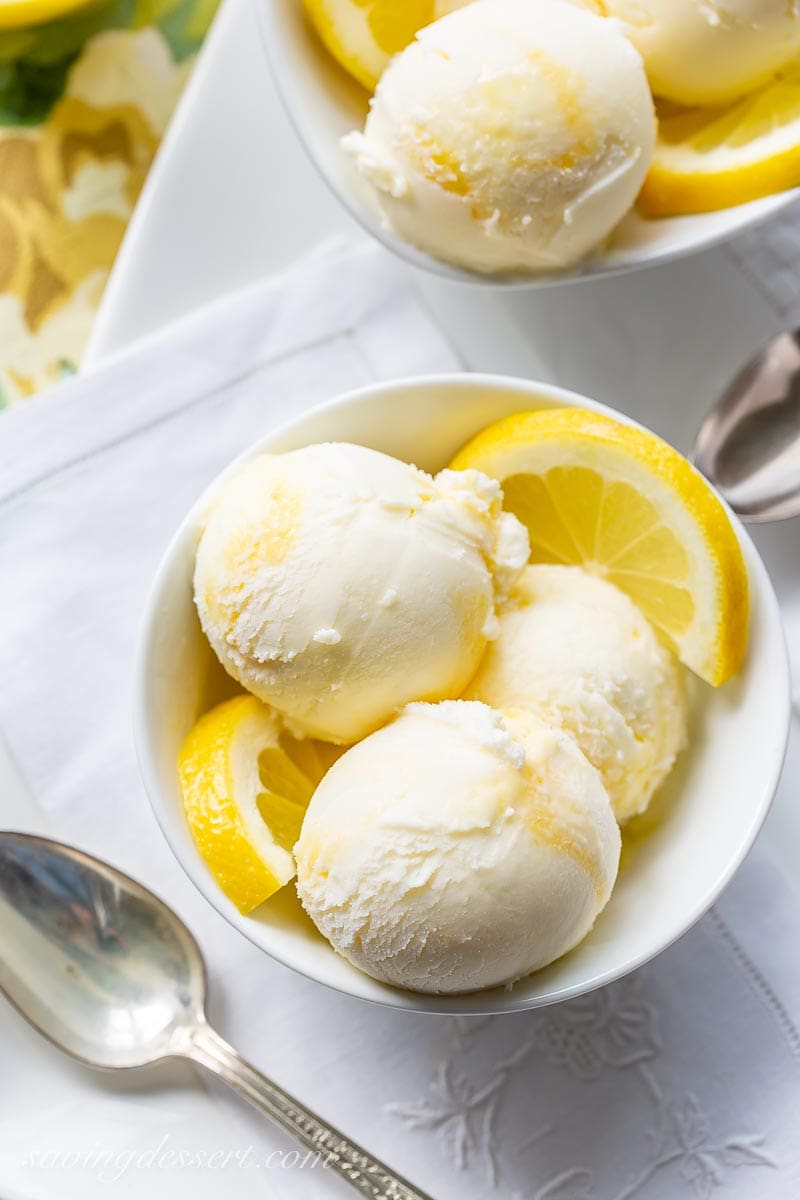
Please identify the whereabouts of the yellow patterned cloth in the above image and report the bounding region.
[0,0,219,406]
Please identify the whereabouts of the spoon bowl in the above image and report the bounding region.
[0,831,204,1069]
[694,330,800,522]
[260,0,799,287]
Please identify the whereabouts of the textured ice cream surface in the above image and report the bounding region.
[342,0,655,275]
[467,565,687,822]
[295,700,620,994]
[194,443,529,744]
[604,0,800,105]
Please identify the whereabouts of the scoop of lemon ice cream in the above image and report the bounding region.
[467,565,687,822]
[342,0,655,275]
[295,700,620,994]
[194,444,529,744]
[604,0,800,105]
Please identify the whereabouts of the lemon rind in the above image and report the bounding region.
[452,408,749,686]
[178,695,300,914]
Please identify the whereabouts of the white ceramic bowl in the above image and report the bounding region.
[259,0,798,287]
[135,374,791,1015]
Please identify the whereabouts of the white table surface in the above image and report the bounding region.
[3,0,799,1193]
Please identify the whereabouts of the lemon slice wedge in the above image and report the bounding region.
[0,0,100,29]
[640,70,800,216]
[302,0,450,92]
[178,695,323,913]
[451,408,749,686]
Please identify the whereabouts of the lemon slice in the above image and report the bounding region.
[639,69,800,216]
[178,695,323,914]
[451,408,749,686]
[302,0,452,92]
[0,0,99,29]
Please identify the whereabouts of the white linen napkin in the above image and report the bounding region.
[1,235,800,1200]
[725,196,800,323]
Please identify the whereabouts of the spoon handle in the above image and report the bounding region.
[186,1021,433,1200]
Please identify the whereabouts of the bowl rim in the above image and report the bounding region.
[259,0,800,290]
[134,371,792,1015]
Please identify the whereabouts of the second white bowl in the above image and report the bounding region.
[260,0,799,287]
[135,374,790,1014]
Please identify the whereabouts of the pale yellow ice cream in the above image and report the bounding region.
[604,0,800,105]
[295,700,620,994]
[467,566,686,822]
[342,0,655,275]
[194,444,529,744]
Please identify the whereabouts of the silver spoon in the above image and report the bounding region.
[693,329,800,522]
[0,830,431,1200]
